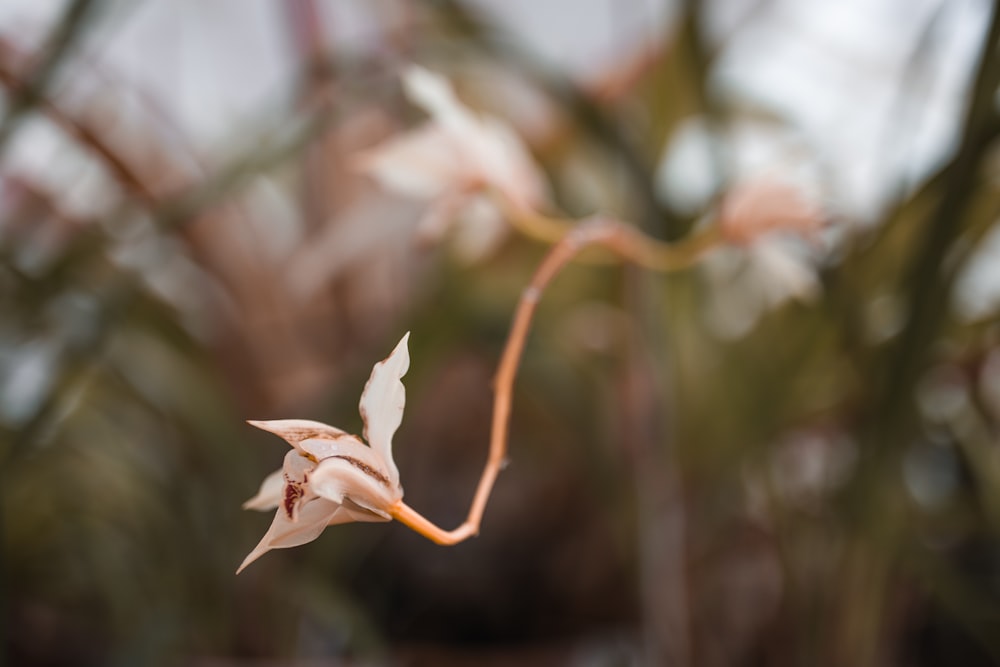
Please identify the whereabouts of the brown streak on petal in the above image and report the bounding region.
[283,483,304,520]
[333,455,390,487]
[289,427,343,442]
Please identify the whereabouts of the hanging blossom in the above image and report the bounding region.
[718,178,827,304]
[717,178,826,245]
[238,333,410,573]
[704,179,829,337]
[357,66,548,260]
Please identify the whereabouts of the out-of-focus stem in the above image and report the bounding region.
[499,195,722,272]
[0,0,101,159]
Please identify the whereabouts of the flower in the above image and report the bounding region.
[717,178,826,245]
[702,180,828,337]
[238,333,410,573]
[357,66,548,260]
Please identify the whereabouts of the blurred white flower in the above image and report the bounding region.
[238,333,410,573]
[358,66,548,260]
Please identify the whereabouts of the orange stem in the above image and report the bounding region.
[392,217,706,544]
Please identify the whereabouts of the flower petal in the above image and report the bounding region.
[357,124,465,199]
[236,496,341,574]
[328,497,393,525]
[415,190,472,245]
[468,116,547,211]
[298,433,370,461]
[718,179,825,244]
[247,419,348,449]
[748,240,820,307]
[450,194,508,263]
[358,333,409,484]
[308,450,403,517]
[242,468,284,511]
[402,66,474,135]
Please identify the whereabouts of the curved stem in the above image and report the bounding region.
[390,217,720,545]
[499,194,723,272]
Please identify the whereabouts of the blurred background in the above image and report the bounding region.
[2,0,1000,665]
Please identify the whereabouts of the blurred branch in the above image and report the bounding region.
[0,0,102,159]
[0,108,338,462]
[282,0,336,234]
[837,6,1000,663]
[0,46,157,203]
[878,0,1000,442]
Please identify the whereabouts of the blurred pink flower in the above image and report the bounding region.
[717,179,826,245]
[703,180,828,337]
[358,66,548,260]
[238,333,410,573]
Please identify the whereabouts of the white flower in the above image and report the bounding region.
[357,66,547,260]
[238,333,410,573]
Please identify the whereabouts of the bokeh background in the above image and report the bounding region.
[2,0,1000,665]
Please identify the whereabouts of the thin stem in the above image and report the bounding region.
[499,195,723,272]
[390,216,715,544]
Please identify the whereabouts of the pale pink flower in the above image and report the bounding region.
[703,238,822,338]
[358,66,547,260]
[238,333,410,573]
[700,178,829,336]
[717,179,826,245]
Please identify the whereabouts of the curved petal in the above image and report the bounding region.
[279,450,316,522]
[248,419,348,449]
[401,66,546,212]
[358,333,409,484]
[416,190,472,245]
[358,124,465,199]
[402,66,472,133]
[309,455,402,518]
[749,240,820,307]
[402,67,494,170]
[236,497,341,574]
[327,498,392,525]
[474,117,547,211]
[299,433,368,461]
[718,180,825,244]
[242,468,284,511]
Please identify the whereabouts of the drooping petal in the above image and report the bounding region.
[236,496,341,574]
[242,468,284,511]
[357,124,465,199]
[468,116,547,211]
[402,66,481,143]
[748,240,820,307]
[415,189,473,246]
[330,497,395,524]
[450,194,509,263]
[718,180,825,245]
[247,419,348,449]
[358,333,410,484]
[308,454,402,518]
